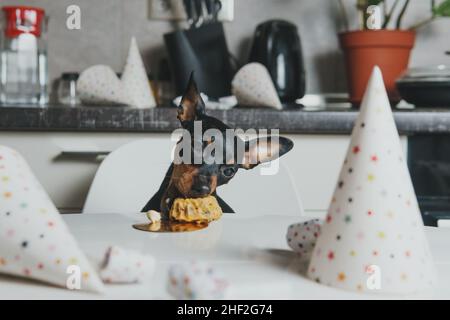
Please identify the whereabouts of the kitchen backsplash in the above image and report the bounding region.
[2,0,449,95]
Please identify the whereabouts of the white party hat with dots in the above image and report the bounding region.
[77,65,128,105]
[121,37,157,109]
[307,67,437,295]
[0,146,104,292]
[232,63,282,109]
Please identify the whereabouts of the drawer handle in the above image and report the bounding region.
[56,151,111,161]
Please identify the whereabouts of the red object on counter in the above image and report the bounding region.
[2,6,45,38]
[339,30,415,105]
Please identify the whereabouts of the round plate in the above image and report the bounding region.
[132,220,208,233]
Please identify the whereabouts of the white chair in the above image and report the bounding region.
[218,161,304,216]
[83,137,174,214]
[83,138,304,216]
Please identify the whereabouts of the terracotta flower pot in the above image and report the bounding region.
[339,30,415,106]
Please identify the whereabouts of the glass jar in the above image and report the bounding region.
[0,6,48,106]
[57,73,80,106]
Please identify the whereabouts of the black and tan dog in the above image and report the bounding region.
[142,74,293,217]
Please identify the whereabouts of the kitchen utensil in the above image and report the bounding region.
[204,0,222,23]
[0,6,48,106]
[164,22,233,98]
[396,65,450,107]
[248,20,305,103]
[193,0,205,27]
[57,72,80,106]
[204,0,214,23]
[183,0,195,28]
[213,0,222,22]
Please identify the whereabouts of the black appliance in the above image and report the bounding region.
[409,135,450,226]
[249,20,305,103]
[397,65,450,107]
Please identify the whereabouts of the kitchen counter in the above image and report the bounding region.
[1,105,450,135]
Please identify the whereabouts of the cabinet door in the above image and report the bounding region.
[0,132,170,212]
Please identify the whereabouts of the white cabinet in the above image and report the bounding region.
[283,134,351,217]
[0,132,170,212]
[0,132,407,215]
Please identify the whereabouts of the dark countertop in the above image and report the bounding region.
[1,105,450,135]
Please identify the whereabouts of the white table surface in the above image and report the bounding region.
[1,213,449,300]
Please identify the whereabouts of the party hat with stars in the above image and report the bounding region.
[0,146,104,292]
[307,67,437,295]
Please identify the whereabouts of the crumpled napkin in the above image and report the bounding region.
[286,219,322,261]
[99,246,155,284]
[167,261,228,300]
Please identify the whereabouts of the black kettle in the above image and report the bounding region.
[249,20,305,103]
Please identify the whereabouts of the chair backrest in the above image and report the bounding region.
[83,137,173,214]
[218,161,304,216]
[83,138,304,216]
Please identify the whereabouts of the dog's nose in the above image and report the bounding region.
[194,185,210,194]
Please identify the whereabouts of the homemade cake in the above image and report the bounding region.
[169,196,223,223]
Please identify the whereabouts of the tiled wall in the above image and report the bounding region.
[2,0,450,94]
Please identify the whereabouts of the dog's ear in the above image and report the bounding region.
[177,72,205,126]
[240,136,293,170]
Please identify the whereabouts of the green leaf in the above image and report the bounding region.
[368,0,384,5]
[433,0,450,16]
[357,0,383,10]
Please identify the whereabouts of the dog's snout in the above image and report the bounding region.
[194,175,212,194]
[191,173,216,196]
[195,185,211,194]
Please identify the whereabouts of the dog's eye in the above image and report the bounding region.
[221,167,236,178]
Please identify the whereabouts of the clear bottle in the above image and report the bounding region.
[57,73,80,106]
[0,6,48,106]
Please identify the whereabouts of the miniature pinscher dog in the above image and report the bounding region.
[142,73,293,217]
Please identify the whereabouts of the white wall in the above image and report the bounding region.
[2,0,449,94]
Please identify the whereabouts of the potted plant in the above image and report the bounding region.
[338,0,450,105]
